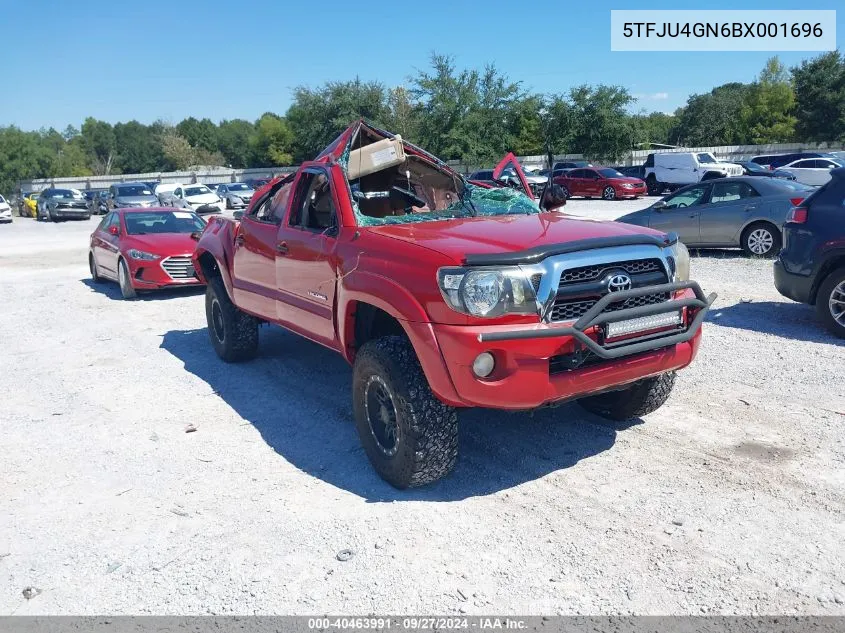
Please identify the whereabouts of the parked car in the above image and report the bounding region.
[750,152,836,170]
[244,178,271,190]
[192,120,714,489]
[0,194,12,223]
[168,184,226,214]
[88,208,207,299]
[20,191,39,218]
[774,167,845,338]
[554,167,646,200]
[553,160,592,170]
[154,183,181,205]
[644,152,744,195]
[619,165,646,179]
[776,157,843,186]
[36,188,91,222]
[738,161,797,180]
[617,176,813,257]
[216,182,256,209]
[108,182,160,210]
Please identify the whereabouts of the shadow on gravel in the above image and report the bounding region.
[80,278,206,301]
[707,300,843,346]
[161,326,621,501]
[688,248,748,260]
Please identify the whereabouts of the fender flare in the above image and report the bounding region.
[337,270,462,406]
[193,246,234,299]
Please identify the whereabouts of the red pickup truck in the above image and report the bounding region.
[192,121,715,489]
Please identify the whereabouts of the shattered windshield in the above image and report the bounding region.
[339,134,540,227]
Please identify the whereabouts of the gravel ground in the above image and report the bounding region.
[1,202,843,616]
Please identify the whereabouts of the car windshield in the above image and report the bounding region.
[123,211,205,235]
[697,153,718,164]
[117,186,153,197]
[50,189,83,199]
[599,168,624,178]
[743,162,767,173]
[185,186,211,196]
[228,183,250,191]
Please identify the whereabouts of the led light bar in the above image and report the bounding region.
[606,311,682,339]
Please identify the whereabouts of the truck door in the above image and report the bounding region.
[274,166,340,348]
[231,193,285,320]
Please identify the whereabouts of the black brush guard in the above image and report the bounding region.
[477,281,717,360]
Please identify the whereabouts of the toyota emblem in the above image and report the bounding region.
[607,273,632,292]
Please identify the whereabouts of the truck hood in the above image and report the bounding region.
[365,213,667,263]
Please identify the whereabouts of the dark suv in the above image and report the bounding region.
[774,167,845,338]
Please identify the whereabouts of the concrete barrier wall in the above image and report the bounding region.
[19,142,845,191]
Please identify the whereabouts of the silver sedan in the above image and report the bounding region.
[216,183,255,209]
[616,176,815,257]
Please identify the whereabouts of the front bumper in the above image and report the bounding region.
[431,282,715,410]
[50,208,91,219]
[126,255,204,290]
[192,202,226,215]
[618,185,647,197]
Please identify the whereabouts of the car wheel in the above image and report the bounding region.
[225,197,232,210]
[352,336,458,489]
[578,371,676,420]
[205,276,259,362]
[646,176,661,196]
[89,253,103,283]
[816,267,845,339]
[602,186,616,201]
[559,185,570,199]
[117,258,137,300]
[741,222,781,258]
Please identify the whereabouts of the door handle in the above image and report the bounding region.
[744,205,757,211]
[275,241,288,254]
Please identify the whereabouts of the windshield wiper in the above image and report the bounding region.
[458,187,478,217]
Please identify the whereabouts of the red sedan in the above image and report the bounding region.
[554,167,646,200]
[88,207,206,299]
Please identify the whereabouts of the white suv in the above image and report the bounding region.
[644,152,743,195]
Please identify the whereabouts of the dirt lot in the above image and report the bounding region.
[1,200,843,615]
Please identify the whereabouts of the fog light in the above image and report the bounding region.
[472,352,495,378]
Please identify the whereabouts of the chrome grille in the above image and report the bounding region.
[161,256,195,279]
[549,257,669,322]
[559,259,662,285]
[549,291,671,322]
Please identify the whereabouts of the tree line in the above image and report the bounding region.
[2,51,844,195]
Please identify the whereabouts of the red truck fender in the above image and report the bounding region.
[337,269,463,407]
[192,217,237,300]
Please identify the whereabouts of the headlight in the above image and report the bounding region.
[663,241,690,282]
[438,267,537,317]
[127,249,161,261]
[621,183,635,189]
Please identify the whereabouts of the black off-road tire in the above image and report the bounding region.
[352,336,458,489]
[741,222,781,258]
[117,258,137,300]
[578,371,676,421]
[205,275,259,362]
[89,253,103,283]
[816,267,845,339]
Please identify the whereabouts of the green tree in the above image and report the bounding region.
[176,117,219,153]
[250,113,294,166]
[630,112,678,148]
[286,79,391,161]
[113,120,165,173]
[0,127,54,195]
[568,85,636,162]
[792,51,845,142]
[80,117,117,175]
[673,83,752,146]
[742,57,796,143]
[217,119,256,168]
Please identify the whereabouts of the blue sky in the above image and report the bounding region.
[1,0,841,131]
